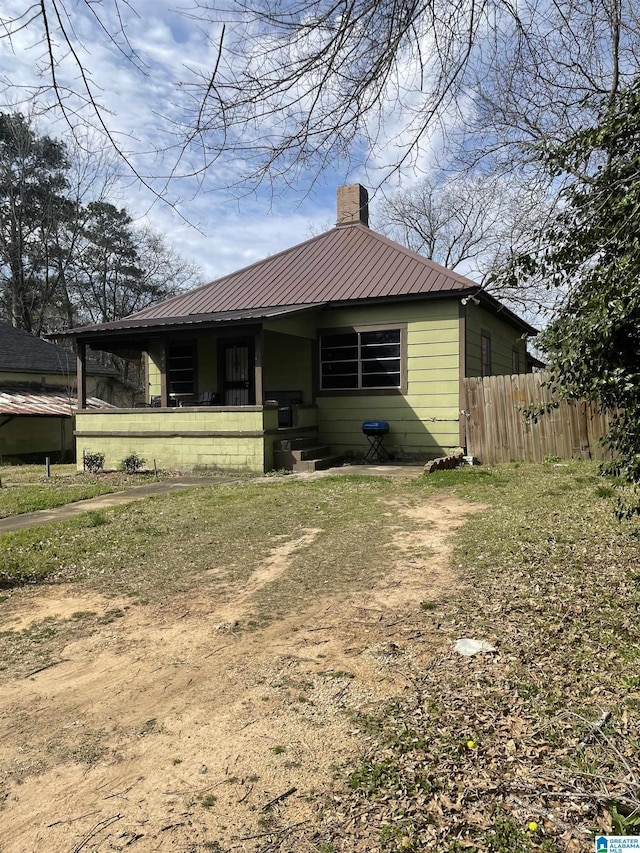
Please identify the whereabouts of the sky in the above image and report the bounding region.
[0,0,433,284]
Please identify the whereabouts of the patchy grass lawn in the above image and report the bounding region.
[320,462,640,851]
[0,464,165,518]
[0,461,637,852]
[0,463,78,483]
[0,475,400,597]
[0,475,404,683]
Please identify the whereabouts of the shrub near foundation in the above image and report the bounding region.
[82,451,105,474]
[119,453,146,474]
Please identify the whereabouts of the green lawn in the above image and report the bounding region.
[0,461,637,851]
[0,464,162,518]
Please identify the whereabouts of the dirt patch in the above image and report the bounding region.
[213,528,323,625]
[0,586,124,633]
[374,495,480,611]
[0,493,478,852]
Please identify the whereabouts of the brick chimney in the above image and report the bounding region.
[336,184,369,227]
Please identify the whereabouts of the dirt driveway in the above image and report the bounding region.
[0,492,477,852]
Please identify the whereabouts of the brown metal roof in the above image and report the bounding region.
[0,388,113,417]
[59,304,325,337]
[56,222,537,339]
[119,225,476,321]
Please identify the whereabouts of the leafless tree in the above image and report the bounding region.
[65,206,201,329]
[379,174,509,271]
[1,0,637,194]
[376,170,558,315]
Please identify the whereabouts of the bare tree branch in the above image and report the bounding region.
[377,169,559,315]
[1,0,639,196]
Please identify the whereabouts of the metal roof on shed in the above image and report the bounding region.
[0,388,113,417]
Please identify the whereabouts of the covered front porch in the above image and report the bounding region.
[72,307,322,473]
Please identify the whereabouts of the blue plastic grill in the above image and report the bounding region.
[362,420,390,435]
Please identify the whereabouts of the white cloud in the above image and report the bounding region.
[128,181,337,280]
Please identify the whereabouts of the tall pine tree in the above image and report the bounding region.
[0,113,73,335]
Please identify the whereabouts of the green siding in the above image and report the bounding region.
[319,301,457,328]
[296,406,318,429]
[197,334,218,392]
[317,300,462,459]
[0,417,73,460]
[263,331,313,403]
[0,371,107,397]
[1,370,72,384]
[147,343,162,398]
[263,312,319,339]
[465,305,527,377]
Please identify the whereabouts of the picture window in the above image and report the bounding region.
[320,328,402,391]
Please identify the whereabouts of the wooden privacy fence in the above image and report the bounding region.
[462,372,615,464]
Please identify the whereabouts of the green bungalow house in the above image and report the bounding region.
[58,185,537,473]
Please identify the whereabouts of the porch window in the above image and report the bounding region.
[168,342,196,395]
[320,328,402,391]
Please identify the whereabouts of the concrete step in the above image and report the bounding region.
[294,445,332,461]
[273,436,319,452]
[273,437,342,472]
[292,455,344,473]
[310,454,344,471]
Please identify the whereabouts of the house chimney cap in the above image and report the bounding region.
[336,184,369,227]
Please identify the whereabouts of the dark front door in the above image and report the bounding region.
[221,339,255,405]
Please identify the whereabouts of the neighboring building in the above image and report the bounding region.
[0,323,118,462]
[57,185,537,473]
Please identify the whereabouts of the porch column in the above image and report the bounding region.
[159,341,169,407]
[142,349,150,404]
[77,340,87,410]
[255,329,264,404]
